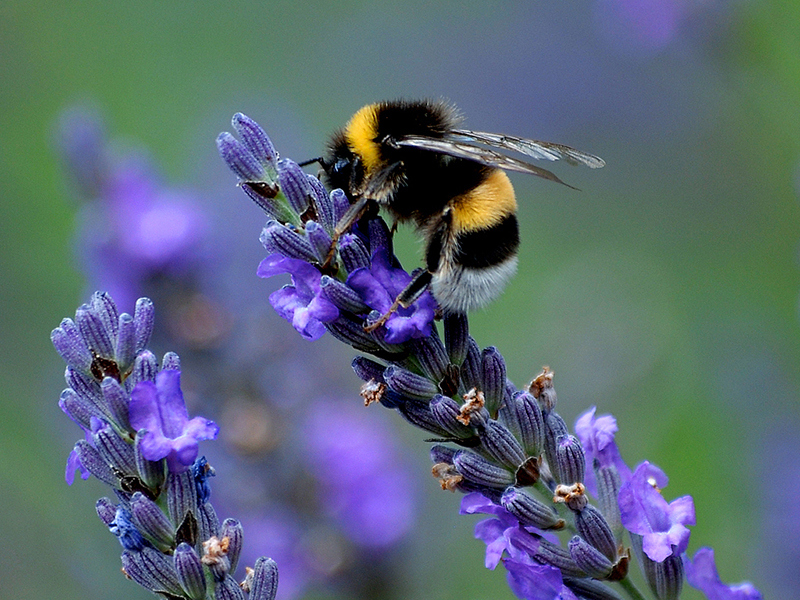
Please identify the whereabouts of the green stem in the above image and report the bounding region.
[618,576,649,600]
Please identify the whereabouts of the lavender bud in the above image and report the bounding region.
[94,422,136,476]
[115,313,137,374]
[121,547,184,597]
[338,233,371,272]
[543,411,569,474]
[174,542,207,600]
[232,112,278,169]
[74,440,117,487]
[59,388,93,430]
[460,338,482,391]
[430,444,459,464]
[412,334,449,383]
[480,347,507,415]
[277,159,312,214]
[443,312,469,366]
[128,350,158,389]
[513,391,545,457]
[453,450,516,488]
[101,376,130,430]
[91,291,120,340]
[216,132,266,181]
[96,497,117,526]
[65,367,104,413]
[630,534,683,600]
[325,317,384,354]
[501,487,563,530]
[351,356,386,383]
[307,174,336,231]
[479,420,525,469]
[166,469,198,527]
[161,351,181,371]
[510,529,586,578]
[568,536,614,579]
[330,188,350,222]
[134,433,165,491]
[248,557,279,600]
[133,297,155,352]
[260,220,317,262]
[398,400,451,437]
[130,492,175,552]
[75,302,113,358]
[51,318,92,373]
[430,395,476,440]
[321,276,370,314]
[214,576,246,600]
[220,518,244,575]
[595,463,623,535]
[197,502,220,541]
[575,504,617,563]
[563,577,625,600]
[384,366,438,400]
[555,434,586,484]
[305,220,333,262]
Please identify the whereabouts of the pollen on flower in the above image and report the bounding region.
[360,379,387,406]
[457,388,485,425]
[241,565,255,592]
[553,482,586,510]
[432,462,462,492]
[646,476,662,492]
[528,366,554,399]
[202,535,230,566]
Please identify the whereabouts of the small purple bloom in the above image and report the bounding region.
[504,555,575,600]
[462,493,519,569]
[302,398,417,548]
[65,443,90,485]
[257,253,339,341]
[347,248,436,344]
[129,369,218,473]
[574,407,632,494]
[618,461,696,562]
[684,548,763,600]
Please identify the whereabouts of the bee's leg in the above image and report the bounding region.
[363,270,433,333]
[321,195,371,270]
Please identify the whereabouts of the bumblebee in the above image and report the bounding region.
[308,99,604,316]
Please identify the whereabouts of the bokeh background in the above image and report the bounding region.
[2,1,798,599]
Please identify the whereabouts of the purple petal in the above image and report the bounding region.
[684,548,763,600]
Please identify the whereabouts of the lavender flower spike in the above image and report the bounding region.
[129,369,219,473]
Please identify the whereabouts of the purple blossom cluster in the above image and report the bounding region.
[218,113,764,600]
[52,291,278,600]
[56,107,421,599]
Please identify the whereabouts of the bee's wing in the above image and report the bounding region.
[451,130,606,169]
[395,136,577,188]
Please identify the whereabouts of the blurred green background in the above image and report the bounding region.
[2,1,798,599]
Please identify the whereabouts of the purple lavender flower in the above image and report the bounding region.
[347,244,436,344]
[58,109,208,310]
[129,369,219,473]
[302,398,417,547]
[618,461,696,562]
[684,548,763,600]
[257,253,339,341]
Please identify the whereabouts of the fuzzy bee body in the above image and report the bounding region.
[318,99,603,314]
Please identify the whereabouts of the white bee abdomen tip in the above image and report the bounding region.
[431,256,518,314]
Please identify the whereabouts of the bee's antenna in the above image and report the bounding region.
[298,156,325,168]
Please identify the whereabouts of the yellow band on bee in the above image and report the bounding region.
[345,104,382,174]
[451,169,517,232]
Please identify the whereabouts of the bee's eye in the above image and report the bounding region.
[333,158,350,174]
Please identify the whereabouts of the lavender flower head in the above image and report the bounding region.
[218,113,765,600]
[52,291,278,600]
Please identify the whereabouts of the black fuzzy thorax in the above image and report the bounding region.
[323,100,496,226]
